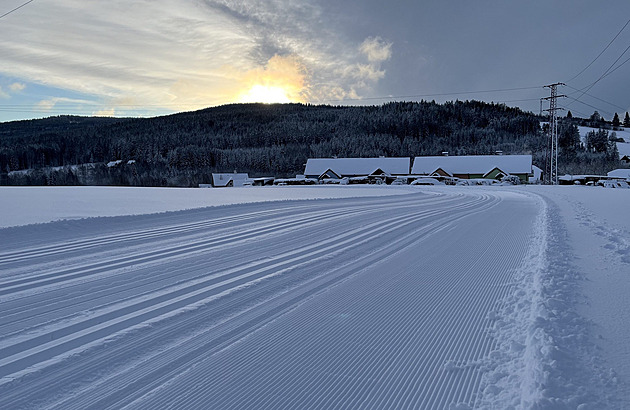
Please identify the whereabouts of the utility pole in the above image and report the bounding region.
[543,83,566,185]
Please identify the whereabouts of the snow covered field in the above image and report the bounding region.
[0,186,412,228]
[0,185,628,408]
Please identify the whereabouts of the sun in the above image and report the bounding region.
[239,84,292,104]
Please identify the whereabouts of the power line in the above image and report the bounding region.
[596,53,630,82]
[568,42,630,108]
[564,95,613,118]
[0,85,545,116]
[565,18,630,83]
[312,85,542,103]
[497,97,542,104]
[559,107,589,118]
[564,84,626,111]
[0,0,35,20]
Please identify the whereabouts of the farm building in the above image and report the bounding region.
[211,173,252,187]
[411,155,533,182]
[304,157,411,180]
[617,142,630,164]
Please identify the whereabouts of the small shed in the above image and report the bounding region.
[211,173,252,187]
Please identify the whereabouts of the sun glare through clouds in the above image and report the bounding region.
[234,55,307,104]
[238,84,292,104]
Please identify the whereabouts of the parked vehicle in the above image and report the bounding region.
[411,178,445,186]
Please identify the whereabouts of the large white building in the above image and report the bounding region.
[304,157,411,179]
[411,155,533,182]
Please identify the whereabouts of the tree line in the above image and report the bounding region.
[0,101,624,186]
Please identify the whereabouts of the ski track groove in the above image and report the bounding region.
[0,206,380,294]
[61,197,484,408]
[0,190,542,409]
[0,204,445,375]
[0,205,388,336]
[172,194,497,408]
[120,194,497,410]
[0,218,342,337]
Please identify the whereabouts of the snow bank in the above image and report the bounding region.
[479,190,617,408]
[530,186,630,407]
[0,186,414,228]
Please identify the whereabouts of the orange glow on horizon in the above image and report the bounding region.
[238,84,293,104]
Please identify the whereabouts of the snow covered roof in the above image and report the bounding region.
[304,157,411,177]
[212,173,251,187]
[411,155,532,175]
[607,169,630,179]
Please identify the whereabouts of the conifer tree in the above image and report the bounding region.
[612,112,620,129]
[624,112,630,128]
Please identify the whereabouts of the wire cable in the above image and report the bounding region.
[566,42,630,110]
[564,95,613,118]
[564,84,626,111]
[0,0,35,20]
[565,18,630,83]
[312,85,542,103]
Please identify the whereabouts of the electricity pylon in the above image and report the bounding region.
[543,83,566,185]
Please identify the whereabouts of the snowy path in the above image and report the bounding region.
[1,190,545,408]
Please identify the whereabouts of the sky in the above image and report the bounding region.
[0,0,629,123]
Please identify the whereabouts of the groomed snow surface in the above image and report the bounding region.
[0,186,414,228]
[0,185,627,409]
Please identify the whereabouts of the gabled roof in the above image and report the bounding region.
[304,157,411,177]
[483,166,510,178]
[369,168,390,176]
[411,155,532,175]
[430,167,452,177]
[318,168,342,179]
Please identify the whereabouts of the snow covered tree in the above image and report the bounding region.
[612,112,620,129]
[558,122,581,153]
[589,111,602,128]
[606,139,619,162]
[586,129,609,153]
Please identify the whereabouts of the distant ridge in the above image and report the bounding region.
[0,101,619,186]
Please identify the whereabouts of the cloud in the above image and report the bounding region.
[0,82,27,99]
[360,37,392,63]
[346,64,386,82]
[0,0,393,112]
[9,82,26,92]
[236,54,308,102]
[93,108,116,117]
[35,96,101,112]
[36,99,56,111]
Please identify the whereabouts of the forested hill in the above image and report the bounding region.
[1,101,545,186]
